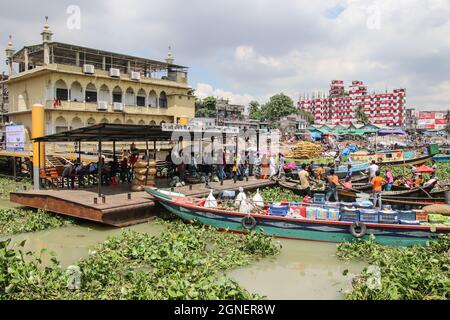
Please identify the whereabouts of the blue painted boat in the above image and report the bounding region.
[146,188,450,246]
[432,154,450,163]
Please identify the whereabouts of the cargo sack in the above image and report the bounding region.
[423,204,450,216]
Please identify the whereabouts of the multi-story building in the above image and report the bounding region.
[4,18,195,140]
[298,80,406,127]
[215,98,246,126]
[0,73,8,124]
[413,110,449,131]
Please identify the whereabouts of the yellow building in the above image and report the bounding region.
[4,18,195,141]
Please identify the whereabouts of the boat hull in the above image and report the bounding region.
[147,189,450,246]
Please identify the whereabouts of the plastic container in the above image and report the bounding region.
[381,205,392,211]
[269,204,289,217]
[328,208,340,221]
[378,210,399,224]
[313,194,326,204]
[340,208,360,222]
[219,190,236,199]
[306,206,317,220]
[399,210,416,221]
[413,210,428,222]
[360,209,379,223]
[289,206,306,218]
[316,207,328,220]
[400,220,421,225]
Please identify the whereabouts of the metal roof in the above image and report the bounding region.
[33,123,239,143]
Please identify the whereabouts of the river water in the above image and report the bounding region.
[2,201,364,300]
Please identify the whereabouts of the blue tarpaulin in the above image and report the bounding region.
[311,132,322,139]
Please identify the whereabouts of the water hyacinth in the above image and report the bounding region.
[0,220,281,300]
[337,235,450,300]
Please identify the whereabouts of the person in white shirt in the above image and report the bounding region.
[368,160,379,182]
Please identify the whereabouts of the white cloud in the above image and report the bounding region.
[195,83,259,106]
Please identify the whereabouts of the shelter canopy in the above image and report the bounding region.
[33,124,239,143]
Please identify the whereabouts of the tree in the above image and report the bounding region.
[195,96,217,118]
[445,109,450,122]
[260,93,297,124]
[355,105,369,124]
[248,100,262,120]
[445,123,450,135]
[298,109,315,124]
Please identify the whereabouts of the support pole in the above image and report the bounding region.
[153,141,157,160]
[13,157,16,181]
[113,140,116,160]
[78,140,82,161]
[98,138,102,197]
[32,104,45,190]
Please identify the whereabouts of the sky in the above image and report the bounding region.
[1,0,449,110]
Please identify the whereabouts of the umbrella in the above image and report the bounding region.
[414,165,434,174]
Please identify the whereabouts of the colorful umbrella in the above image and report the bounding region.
[414,165,434,174]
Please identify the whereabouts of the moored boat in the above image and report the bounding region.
[351,148,435,167]
[146,188,450,246]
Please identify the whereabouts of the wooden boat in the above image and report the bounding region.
[277,179,326,195]
[146,188,450,246]
[351,149,434,167]
[432,154,450,163]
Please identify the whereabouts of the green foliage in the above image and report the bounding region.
[0,220,281,300]
[0,208,75,237]
[250,187,303,203]
[298,110,315,124]
[355,105,369,125]
[0,177,32,200]
[260,93,297,124]
[195,96,217,118]
[249,100,262,120]
[337,235,450,300]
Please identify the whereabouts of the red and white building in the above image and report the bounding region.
[298,80,406,127]
[414,111,449,131]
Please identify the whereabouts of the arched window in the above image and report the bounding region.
[70,81,83,102]
[138,120,146,125]
[114,118,122,124]
[17,92,29,111]
[149,120,156,125]
[55,116,68,133]
[159,91,167,108]
[125,87,135,106]
[71,117,83,130]
[148,90,157,108]
[99,84,111,103]
[55,80,68,101]
[126,119,134,124]
[87,117,96,125]
[112,86,123,103]
[137,89,146,107]
[100,118,109,124]
[85,83,97,103]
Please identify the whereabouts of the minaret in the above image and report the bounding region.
[166,46,174,65]
[5,35,15,76]
[41,16,53,43]
[41,17,53,65]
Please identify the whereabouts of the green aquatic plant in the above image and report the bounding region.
[337,235,450,300]
[0,177,32,200]
[250,187,303,203]
[0,220,281,300]
[0,208,75,237]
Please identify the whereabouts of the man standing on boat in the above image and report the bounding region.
[372,171,386,209]
[297,164,311,196]
[369,160,379,183]
[325,169,339,202]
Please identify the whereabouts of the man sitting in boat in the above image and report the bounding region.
[384,168,394,191]
[342,176,352,189]
[315,163,325,181]
[414,174,424,188]
[297,164,311,196]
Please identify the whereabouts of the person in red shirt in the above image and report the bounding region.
[371,171,387,209]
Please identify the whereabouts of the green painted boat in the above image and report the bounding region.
[146,188,450,247]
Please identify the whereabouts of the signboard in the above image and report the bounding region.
[435,119,448,125]
[418,112,435,119]
[6,125,25,152]
[161,123,239,134]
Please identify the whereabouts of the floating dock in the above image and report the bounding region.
[10,178,276,227]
